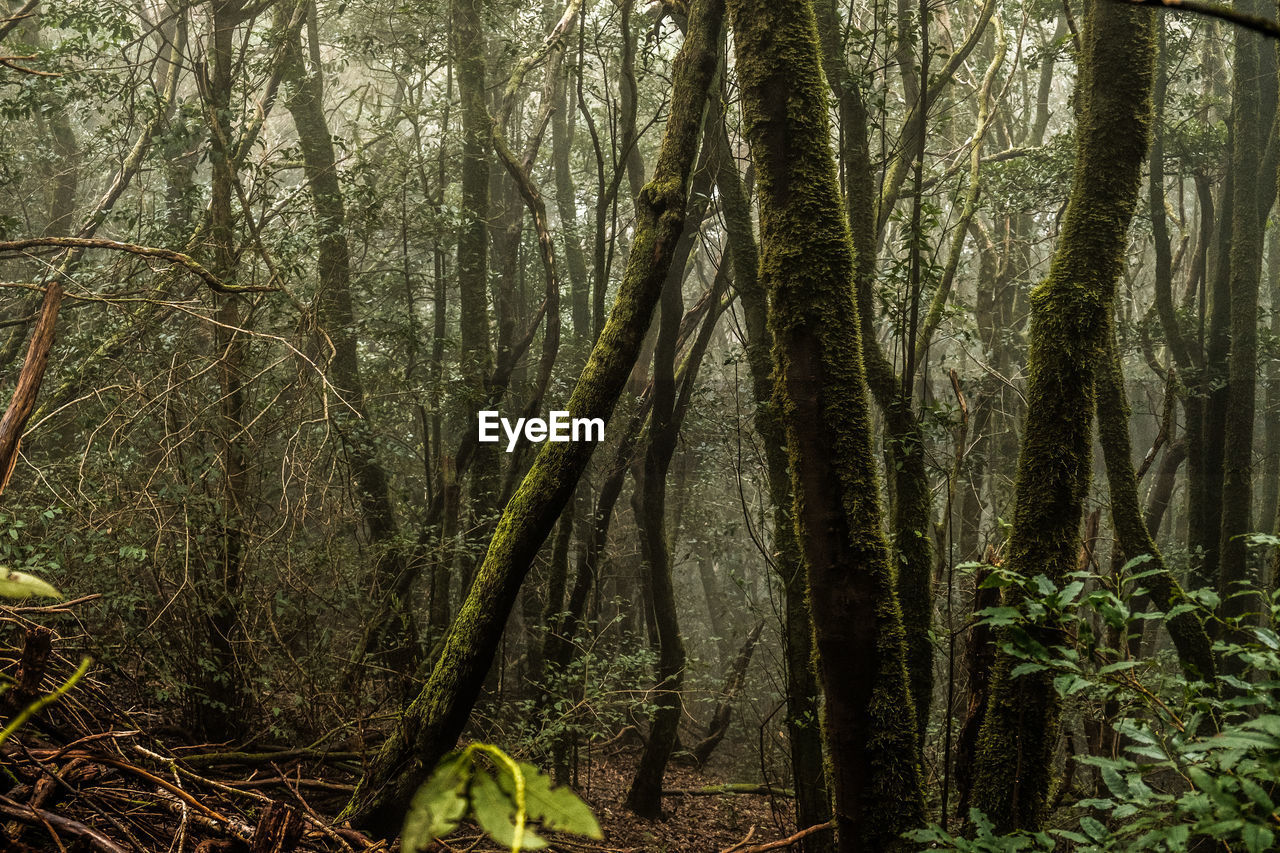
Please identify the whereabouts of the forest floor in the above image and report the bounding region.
[0,619,805,853]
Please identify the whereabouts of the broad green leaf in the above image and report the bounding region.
[1010,662,1047,679]
[402,753,471,852]
[471,769,548,850]
[505,762,602,839]
[0,569,61,600]
[1242,823,1274,853]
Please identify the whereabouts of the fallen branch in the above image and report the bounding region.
[0,792,128,853]
[663,784,794,798]
[720,821,835,853]
[176,748,363,768]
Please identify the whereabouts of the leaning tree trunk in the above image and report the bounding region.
[1096,321,1215,684]
[338,0,725,834]
[968,0,1156,832]
[725,1,925,850]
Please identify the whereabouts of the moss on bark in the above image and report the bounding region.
[969,0,1156,832]
[1096,321,1215,684]
[339,0,725,834]
[726,1,924,849]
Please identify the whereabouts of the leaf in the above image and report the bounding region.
[402,753,472,853]
[1079,816,1107,841]
[1242,823,1274,853]
[1101,765,1129,799]
[0,569,61,600]
[505,762,602,839]
[471,769,547,851]
[979,606,1023,627]
[1010,662,1048,679]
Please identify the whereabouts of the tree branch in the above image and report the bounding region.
[1117,0,1280,39]
[0,238,272,293]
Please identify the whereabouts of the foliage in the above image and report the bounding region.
[402,742,601,853]
[912,555,1280,852]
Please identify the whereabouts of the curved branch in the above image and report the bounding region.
[1117,0,1280,39]
[0,238,271,293]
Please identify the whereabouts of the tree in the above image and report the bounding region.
[968,0,1157,831]
[725,0,925,849]
[339,0,726,832]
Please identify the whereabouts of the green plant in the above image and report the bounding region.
[402,742,602,852]
[911,554,1280,852]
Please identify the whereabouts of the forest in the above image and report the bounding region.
[1,0,1280,850]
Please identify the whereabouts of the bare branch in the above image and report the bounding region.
[0,238,274,294]
[1117,0,1280,39]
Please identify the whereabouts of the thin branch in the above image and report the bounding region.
[0,238,273,294]
[0,0,40,41]
[1117,0,1280,39]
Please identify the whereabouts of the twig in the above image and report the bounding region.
[0,793,127,853]
[723,821,836,853]
[719,825,756,853]
[0,238,273,294]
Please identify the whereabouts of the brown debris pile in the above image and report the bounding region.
[0,607,383,853]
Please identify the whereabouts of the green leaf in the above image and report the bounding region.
[471,769,548,850]
[1242,823,1274,853]
[1239,778,1275,814]
[1079,816,1107,841]
[0,569,61,600]
[505,762,602,840]
[402,753,471,853]
[1010,662,1048,678]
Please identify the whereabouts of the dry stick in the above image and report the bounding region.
[721,821,836,853]
[0,238,258,495]
[0,793,127,853]
[0,280,62,496]
[720,825,757,853]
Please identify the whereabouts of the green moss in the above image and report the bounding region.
[727,0,924,849]
[1097,322,1215,684]
[340,0,727,836]
[968,0,1157,832]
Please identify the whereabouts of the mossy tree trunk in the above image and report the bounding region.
[968,0,1156,832]
[1217,0,1273,632]
[709,89,832,850]
[1096,321,1215,684]
[726,0,925,849]
[339,0,725,834]
[813,0,935,745]
[455,0,498,586]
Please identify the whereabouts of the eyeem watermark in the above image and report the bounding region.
[478,411,605,452]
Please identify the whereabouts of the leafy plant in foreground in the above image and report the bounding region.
[402,742,602,852]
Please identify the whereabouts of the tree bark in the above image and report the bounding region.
[969,0,1157,832]
[339,0,725,833]
[726,1,926,849]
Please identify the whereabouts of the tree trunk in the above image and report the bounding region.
[339,0,725,833]
[709,70,831,852]
[969,0,1156,832]
[1096,321,1215,683]
[726,1,926,849]
[279,0,418,685]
